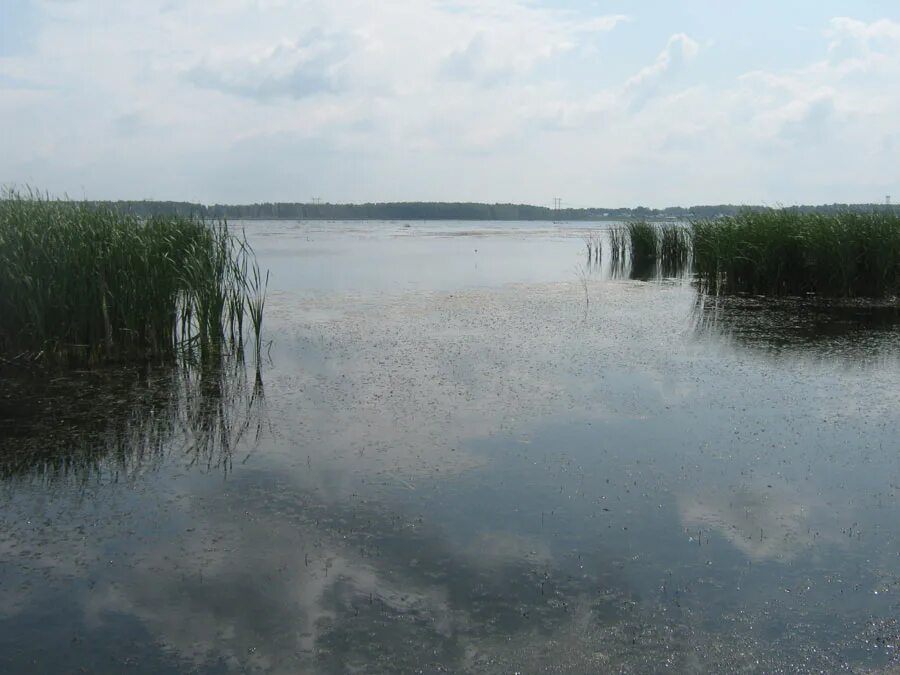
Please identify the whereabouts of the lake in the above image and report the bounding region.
[1,220,899,673]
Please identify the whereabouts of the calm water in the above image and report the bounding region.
[1,221,899,673]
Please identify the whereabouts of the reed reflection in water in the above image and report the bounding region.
[690,292,900,361]
[0,359,267,484]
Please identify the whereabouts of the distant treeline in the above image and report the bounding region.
[69,200,900,221]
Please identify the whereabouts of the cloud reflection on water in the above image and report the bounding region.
[1,278,899,672]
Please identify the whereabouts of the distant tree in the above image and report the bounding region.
[47,199,896,222]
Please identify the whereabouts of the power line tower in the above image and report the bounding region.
[886,195,891,207]
[553,197,562,220]
[311,197,322,206]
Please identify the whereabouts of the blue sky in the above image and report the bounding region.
[2,0,899,206]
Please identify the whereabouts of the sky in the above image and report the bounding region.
[1,0,900,207]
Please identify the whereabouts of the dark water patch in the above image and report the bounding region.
[693,294,900,361]
[0,593,201,674]
[0,361,266,484]
[629,256,659,281]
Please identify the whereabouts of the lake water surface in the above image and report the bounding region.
[1,221,899,673]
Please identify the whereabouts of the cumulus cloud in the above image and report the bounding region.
[620,33,700,113]
[189,32,351,100]
[625,33,700,93]
[1,4,900,205]
[439,32,516,86]
[828,16,900,51]
[438,12,627,85]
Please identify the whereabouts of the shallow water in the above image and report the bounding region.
[1,221,899,673]
[245,219,618,292]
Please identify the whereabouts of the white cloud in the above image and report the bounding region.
[1,5,899,205]
[624,33,700,93]
[828,16,900,50]
[189,32,352,100]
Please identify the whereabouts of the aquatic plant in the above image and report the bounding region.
[659,224,691,277]
[0,190,267,366]
[582,231,603,265]
[692,209,900,297]
[608,226,627,262]
[627,221,659,264]
[582,233,594,262]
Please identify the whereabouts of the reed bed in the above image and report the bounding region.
[659,223,691,276]
[627,221,659,264]
[0,191,266,366]
[692,210,900,297]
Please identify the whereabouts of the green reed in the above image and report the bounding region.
[692,209,900,297]
[627,221,659,265]
[659,223,691,276]
[0,190,266,365]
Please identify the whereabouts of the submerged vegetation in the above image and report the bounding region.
[0,191,267,366]
[692,210,900,297]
